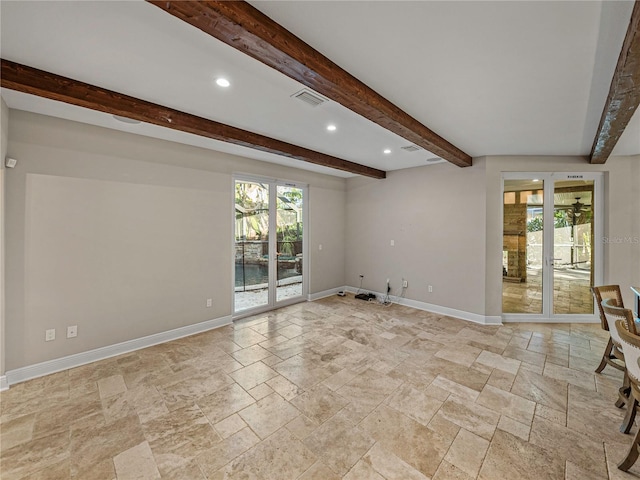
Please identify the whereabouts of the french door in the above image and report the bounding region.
[234,176,307,316]
[502,172,603,321]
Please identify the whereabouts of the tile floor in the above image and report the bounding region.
[1,295,639,479]
[502,267,593,315]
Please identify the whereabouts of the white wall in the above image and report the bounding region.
[345,159,488,316]
[4,110,346,371]
[0,98,8,381]
[484,155,640,314]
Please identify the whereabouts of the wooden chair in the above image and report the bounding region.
[604,300,638,432]
[615,317,640,471]
[592,285,626,373]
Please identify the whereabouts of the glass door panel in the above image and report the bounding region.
[502,173,601,320]
[235,180,269,313]
[552,180,594,314]
[276,185,303,303]
[502,179,544,314]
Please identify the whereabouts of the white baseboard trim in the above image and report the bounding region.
[343,286,503,326]
[502,315,599,324]
[308,287,345,302]
[4,315,232,388]
[0,375,8,392]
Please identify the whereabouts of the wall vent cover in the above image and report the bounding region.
[291,88,327,107]
[401,144,422,152]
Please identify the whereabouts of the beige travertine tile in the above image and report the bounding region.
[529,415,607,477]
[0,413,35,451]
[161,460,206,480]
[231,328,267,348]
[511,367,568,411]
[290,384,349,424]
[385,382,443,426]
[478,430,564,480]
[247,382,274,400]
[361,404,454,477]
[476,384,536,424]
[20,459,70,480]
[303,411,375,475]
[0,430,69,480]
[142,404,221,475]
[343,459,386,480]
[113,441,161,479]
[475,350,521,374]
[297,460,342,480]
[231,344,273,366]
[266,374,305,401]
[502,345,547,367]
[228,361,279,391]
[443,428,489,478]
[336,369,402,422]
[433,460,475,480]
[534,403,566,425]
[543,362,596,391]
[435,344,482,367]
[486,368,516,391]
[604,441,640,479]
[361,443,428,480]
[322,368,358,391]
[497,414,530,441]
[438,395,500,440]
[69,413,145,477]
[214,413,247,439]
[566,460,607,480]
[431,375,480,401]
[238,392,300,439]
[1,297,634,480]
[211,428,315,479]
[286,414,321,441]
[97,374,127,399]
[198,383,255,424]
[196,427,260,477]
[566,383,628,446]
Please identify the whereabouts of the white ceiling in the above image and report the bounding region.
[1,1,637,178]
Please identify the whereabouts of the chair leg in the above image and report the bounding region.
[617,372,632,409]
[621,397,638,434]
[596,337,614,373]
[619,425,640,471]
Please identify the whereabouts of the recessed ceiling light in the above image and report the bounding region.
[326,124,337,132]
[383,149,391,154]
[216,78,230,87]
[113,115,141,124]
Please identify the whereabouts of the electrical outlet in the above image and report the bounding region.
[67,325,78,338]
[206,298,213,308]
[390,240,395,246]
[403,280,408,288]
[428,285,433,293]
[45,329,55,342]
[319,244,323,251]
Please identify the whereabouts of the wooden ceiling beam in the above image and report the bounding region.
[590,0,640,164]
[1,59,385,179]
[147,0,473,168]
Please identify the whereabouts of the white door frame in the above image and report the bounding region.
[232,174,309,319]
[501,172,603,323]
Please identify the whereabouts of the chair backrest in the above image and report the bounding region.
[605,298,636,348]
[617,319,640,385]
[592,285,624,331]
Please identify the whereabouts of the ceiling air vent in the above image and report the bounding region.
[291,88,327,107]
[401,144,422,152]
[426,157,442,163]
